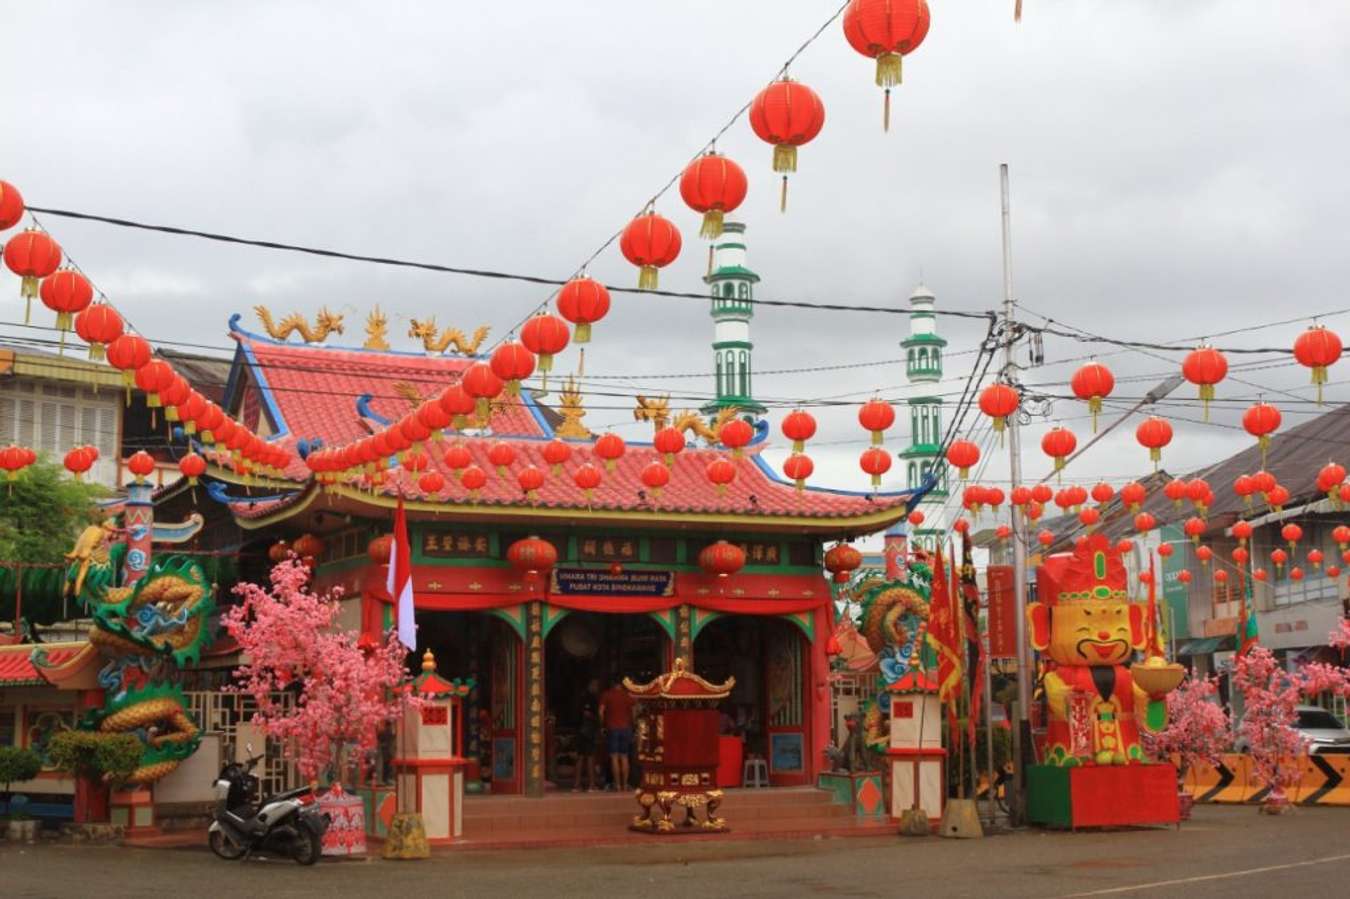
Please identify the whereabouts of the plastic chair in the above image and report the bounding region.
[742,756,769,788]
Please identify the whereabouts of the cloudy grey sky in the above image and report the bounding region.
[4,0,1350,524]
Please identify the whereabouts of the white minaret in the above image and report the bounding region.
[702,222,765,416]
[900,283,948,553]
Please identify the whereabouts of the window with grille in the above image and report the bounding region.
[0,380,122,485]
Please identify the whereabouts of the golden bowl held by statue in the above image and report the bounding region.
[1131,656,1185,697]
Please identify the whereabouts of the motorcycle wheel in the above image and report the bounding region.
[209,828,246,861]
[293,828,322,866]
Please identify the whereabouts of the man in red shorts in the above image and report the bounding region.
[599,677,635,791]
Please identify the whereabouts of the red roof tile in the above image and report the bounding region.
[0,644,83,686]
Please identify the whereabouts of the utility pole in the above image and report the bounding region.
[999,164,1033,825]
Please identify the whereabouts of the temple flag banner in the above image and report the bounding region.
[1146,554,1165,658]
[388,495,417,650]
[960,534,986,743]
[927,547,963,743]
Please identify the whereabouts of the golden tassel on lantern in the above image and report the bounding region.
[1199,383,1214,421]
[700,209,725,240]
[1089,396,1102,432]
[1314,365,1327,405]
[637,265,659,291]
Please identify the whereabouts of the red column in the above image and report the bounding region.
[809,603,832,783]
[73,689,109,823]
[884,530,908,580]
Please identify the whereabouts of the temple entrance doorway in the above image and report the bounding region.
[544,611,667,790]
[416,610,522,795]
[693,615,812,786]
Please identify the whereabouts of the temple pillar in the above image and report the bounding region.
[121,481,154,586]
[524,601,545,797]
[883,525,907,580]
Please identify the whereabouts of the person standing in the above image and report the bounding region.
[599,677,635,791]
[573,678,601,792]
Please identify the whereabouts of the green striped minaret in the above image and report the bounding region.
[900,283,948,553]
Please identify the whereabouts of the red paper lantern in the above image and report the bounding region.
[824,543,863,584]
[953,518,971,534]
[1030,483,1053,505]
[1087,482,1112,505]
[519,313,570,383]
[1318,462,1346,499]
[1266,484,1290,512]
[517,465,545,500]
[620,211,682,290]
[573,462,602,501]
[782,452,814,491]
[859,446,892,488]
[1118,481,1145,512]
[444,443,472,471]
[1251,568,1266,582]
[0,180,24,231]
[506,536,558,576]
[1178,569,1193,584]
[1232,520,1254,544]
[699,539,746,579]
[1037,530,1054,548]
[1040,426,1077,475]
[461,362,503,419]
[719,418,753,457]
[1194,545,1211,565]
[841,0,931,130]
[556,277,611,344]
[908,509,925,526]
[1242,402,1281,464]
[460,464,488,500]
[127,450,156,481]
[3,228,61,320]
[653,426,686,467]
[1232,546,1249,565]
[641,461,671,497]
[416,400,453,443]
[1027,500,1044,521]
[160,376,190,422]
[593,433,626,471]
[1010,485,1032,507]
[1183,516,1206,544]
[781,409,817,453]
[542,439,572,474]
[489,341,536,398]
[134,359,175,409]
[1333,524,1350,549]
[1213,569,1228,585]
[1079,507,1100,528]
[418,471,445,496]
[1251,469,1277,496]
[996,524,1012,540]
[1181,345,1228,419]
[177,451,206,486]
[439,384,476,428]
[1290,566,1305,581]
[38,267,93,333]
[1186,477,1212,514]
[679,151,748,239]
[858,399,896,445]
[1328,564,1342,578]
[1281,522,1303,550]
[748,78,826,211]
[946,439,980,479]
[1134,512,1156,533]
[1307,548,1324,569]
[487,442,516,477]
[706,456,737,495]
[1135,416,1173,468]
[978,383,1019,435]
[1071,361,1115,432]
[1271,547,1288,569]
[1233,474,1256,508]
[1157,543,1174,558]
[63,446,94,481]
[1293,324,1342,404]
[402,450,430,473]
[368,535,393,564]
[74,303,124,362]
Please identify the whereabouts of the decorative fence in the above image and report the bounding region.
[183,690,303,797]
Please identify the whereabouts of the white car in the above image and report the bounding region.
[1235,705,1350,756]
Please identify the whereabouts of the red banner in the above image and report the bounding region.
[986,564,1018,659]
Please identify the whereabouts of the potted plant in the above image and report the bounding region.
[0,745,44,843]
[1142,674,1230,820]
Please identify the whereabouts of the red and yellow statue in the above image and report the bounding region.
[1029,535,1178,767]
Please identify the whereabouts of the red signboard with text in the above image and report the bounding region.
[986,565,1017,659]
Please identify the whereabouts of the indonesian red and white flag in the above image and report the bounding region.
[387,495,416,650]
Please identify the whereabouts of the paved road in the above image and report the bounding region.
[3,805,1348,898]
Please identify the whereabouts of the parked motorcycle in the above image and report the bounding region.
[209,744,329,865]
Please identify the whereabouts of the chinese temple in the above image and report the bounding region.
[157,308,929,800]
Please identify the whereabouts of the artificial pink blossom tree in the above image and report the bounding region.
[1142,674,1230,786]
[224,558,417,783]
[1232,644,1350,813]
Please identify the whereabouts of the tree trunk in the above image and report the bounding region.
[74,774,110,823]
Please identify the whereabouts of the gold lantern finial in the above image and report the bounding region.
[421,649,437,673]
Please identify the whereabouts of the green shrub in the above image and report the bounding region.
[47,731,142,787]
[0,745,43,815]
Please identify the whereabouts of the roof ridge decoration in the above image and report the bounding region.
[253,305,345,344]
[623,656,733,700]
[407,318,491,355]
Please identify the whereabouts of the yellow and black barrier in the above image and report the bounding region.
[1183,752,1350,806]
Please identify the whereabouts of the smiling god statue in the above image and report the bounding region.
[1029,534,1167,767]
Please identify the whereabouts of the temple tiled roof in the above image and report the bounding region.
[205,321,931,530]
